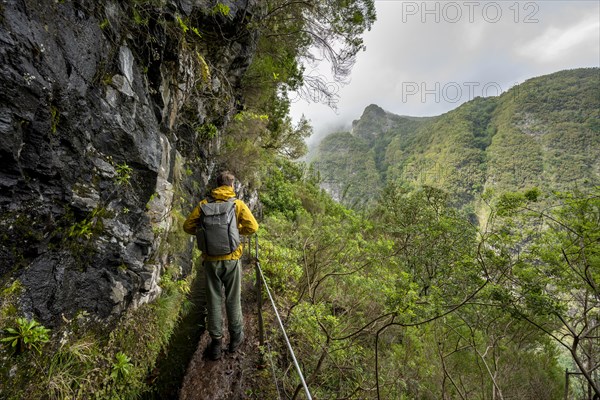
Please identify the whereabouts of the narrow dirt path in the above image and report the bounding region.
[179,260,264,400]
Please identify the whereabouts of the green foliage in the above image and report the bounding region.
[50,105,59,134]
[233,111,269,123]
[115,162,133,186]
[223,102,310,183]
[132,6,149,26]
[67,207,106,240]
[259,160,304,220]
[0,282,24,332]
[99,18,110,29]
[68,219,93,239]
[238,0,374,167]
[110,352,133,381]
[101,73,112,86]
[242,0,376,108]
[146,192,157,210]
[217,109,305,189]
[196,52,211,85]
[196,122,218,140]
[161,265,192,295]
[1,280,23,297]
[372,184,481,305]
[211,3,230,17]
[256,154,569,398]
[46,337,96,399]
[259,174,389,397]
[496,191,528,215]
[176,15,188,33]
[259,221,304,295]
[1,317,50,354]
[176,15,201,38]
[0,262,200,398]
[483,188,600,394]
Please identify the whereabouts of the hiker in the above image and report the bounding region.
[183,171,259,360]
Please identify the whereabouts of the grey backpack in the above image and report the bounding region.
[196,197,240,256]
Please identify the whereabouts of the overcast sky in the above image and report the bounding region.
[289,0,600,144]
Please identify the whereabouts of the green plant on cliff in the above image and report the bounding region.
[50,105,59,134]
[196,122,218,140]
[68,219,94,239]
[196,52,211,86]
[115,162,133,186]
[66,207,106,240]
[99,18,110,29]
[111,352,133,381]
[176,15,201,38]
[1,317,50,355]
[211,3,230,17]
[132,6,149,26]
[0,282,24,346]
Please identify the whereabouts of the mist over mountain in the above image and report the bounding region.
[311,68,600,210]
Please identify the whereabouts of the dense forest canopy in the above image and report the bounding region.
[255,157,599,398]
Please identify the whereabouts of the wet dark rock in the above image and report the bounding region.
[0,0,259,327]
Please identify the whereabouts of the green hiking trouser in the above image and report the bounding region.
[204,258,243,339]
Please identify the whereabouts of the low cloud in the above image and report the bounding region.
[518,16,600,62]
[290,1,600,144]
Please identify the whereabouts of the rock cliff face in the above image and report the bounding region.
[0,0,257,326]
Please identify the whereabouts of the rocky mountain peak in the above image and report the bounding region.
[351,104,397,140]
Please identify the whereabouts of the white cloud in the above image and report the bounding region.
[518,16,600,62]
[290,1,600,142]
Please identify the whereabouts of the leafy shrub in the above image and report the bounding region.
[196,123,218,140]
[1,317,50,354]
[115,162,133,186]
[111,352,133,382]
[211,3,230,17]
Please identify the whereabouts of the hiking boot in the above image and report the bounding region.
[208,337,222,360]
[229,331,244,353]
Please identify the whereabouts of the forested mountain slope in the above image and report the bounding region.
[313,68,600,210]
[294,69,599,398]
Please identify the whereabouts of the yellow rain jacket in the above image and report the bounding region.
[183,185,258,261]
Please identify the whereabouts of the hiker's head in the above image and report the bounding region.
[217,171,235,187]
